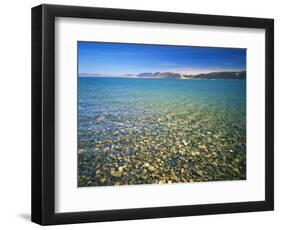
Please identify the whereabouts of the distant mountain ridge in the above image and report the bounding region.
[136,72,186,79]
[186,71,246,80]
[80,71,246,80]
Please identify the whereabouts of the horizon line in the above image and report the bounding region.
[79,69,246,77]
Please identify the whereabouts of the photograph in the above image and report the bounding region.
[77,41,247,187]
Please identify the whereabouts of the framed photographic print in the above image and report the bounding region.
[31,4,274,225]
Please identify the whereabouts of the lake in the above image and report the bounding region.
[78,77,246,186]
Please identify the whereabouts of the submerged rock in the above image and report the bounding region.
[110,170,122,177]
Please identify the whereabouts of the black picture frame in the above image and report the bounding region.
[31,4,274,225]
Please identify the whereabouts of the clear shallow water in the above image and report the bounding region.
[78,77,246,187]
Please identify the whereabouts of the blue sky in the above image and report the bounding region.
[78,41,246,75]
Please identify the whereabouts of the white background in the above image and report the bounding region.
[0,0,279,229]
[55,18,265,212]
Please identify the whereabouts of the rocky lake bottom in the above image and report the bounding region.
[78,78,246,187]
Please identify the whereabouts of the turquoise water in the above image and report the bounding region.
[78,77,246,186]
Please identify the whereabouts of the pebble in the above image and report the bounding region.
[198,145,207,151]
[182,140,188,146]
[110,170,122,177]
